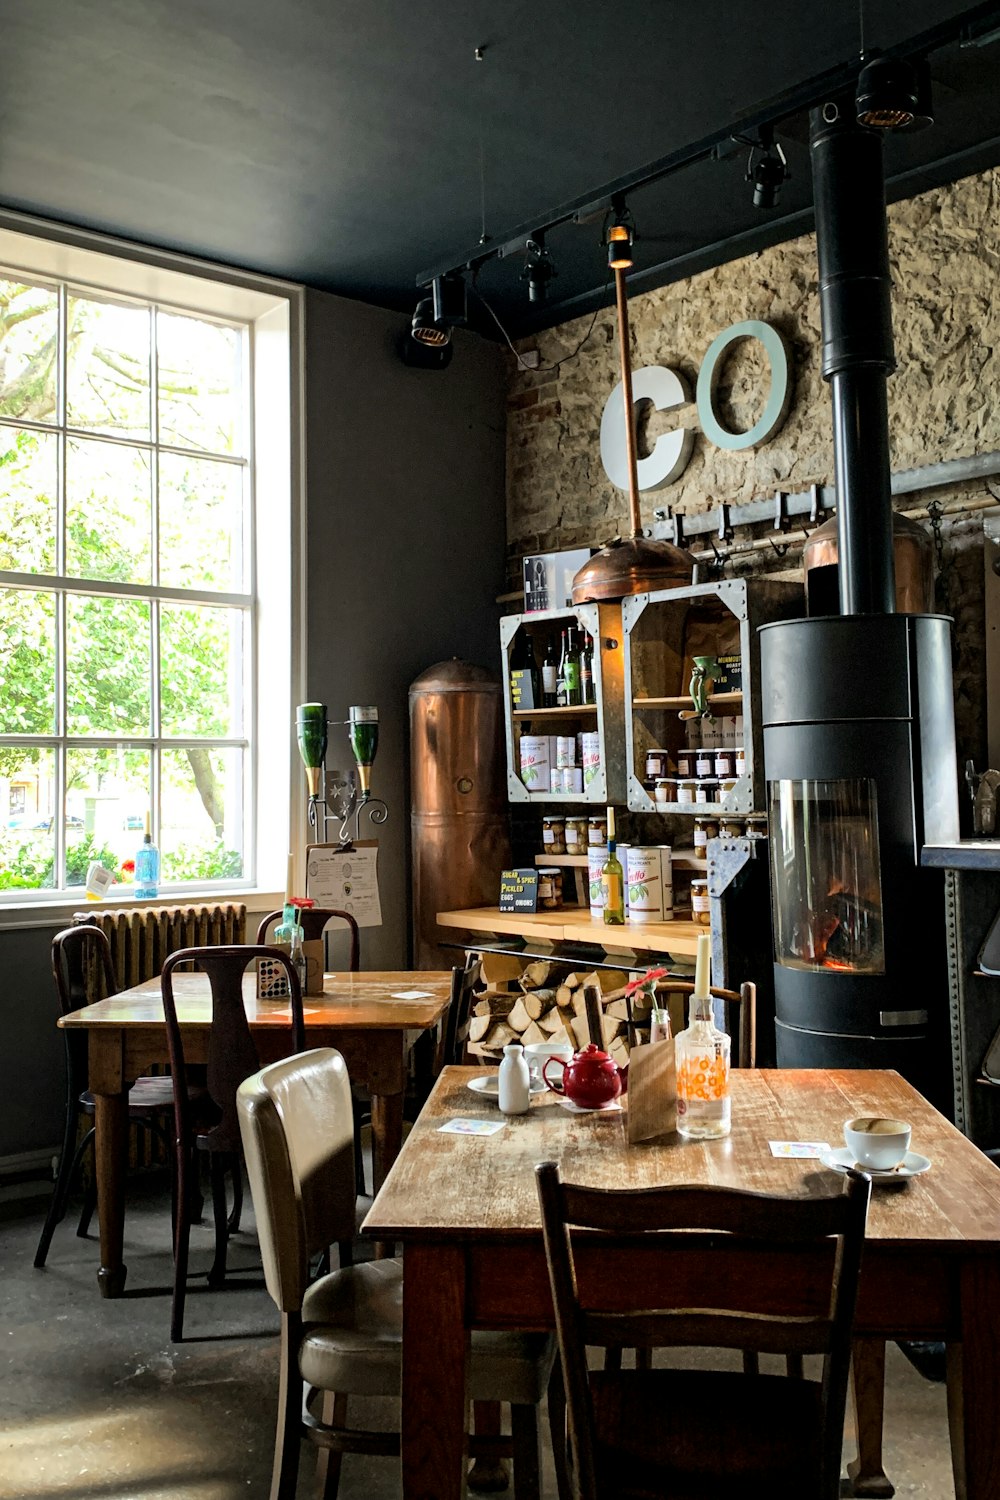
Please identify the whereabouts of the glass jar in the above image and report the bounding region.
[537,867,563,909]
[691,878,710,924]
[645,748,670,782]
[676,778,698,806]
[565,816,587,854]
[695,779,718,805]
[542,816,566,854]
[714,748,736,779]
[654,777,675,808]
[676,748,698,778]
[588,816,606,846]
[719,818,744,838]
[695,749,714,778]
[693,817,718,850]
[735,745,746,777]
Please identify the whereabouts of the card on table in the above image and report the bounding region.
[437,1118,507,1136]
[391,989,435,999]
[768,1140,831,1159]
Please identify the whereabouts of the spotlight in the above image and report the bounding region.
[746,127,788,211]
[431,272,468,328]
[856,53,919,130]
[411,296,450,347]
[607,197,635,268]
[521,235,557,304]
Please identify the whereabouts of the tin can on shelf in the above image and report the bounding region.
[519,733,550,792]
[695,750,714,778]
[588,845,607,916]
[549,767,562,793]
[542,816,566,854]
[565,816,587,853]
[675,748,698,778]
[587,816,605,846]
[581,731,601,787]
[556,735,576,769]
[537,867,563,909]
[691,878,710,925]
[695,779,718,805]
[561,766,584,794]
[676,778,697,806]
[645,748,670,782]
[714,748,736,779]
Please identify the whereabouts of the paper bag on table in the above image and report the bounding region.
[626,1038,677,1144]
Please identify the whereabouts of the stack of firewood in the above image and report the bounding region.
[464,956,652,1071]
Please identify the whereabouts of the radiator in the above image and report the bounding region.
[73,903,247,995]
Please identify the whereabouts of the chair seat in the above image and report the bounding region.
[300,1257,554,1403]
[589,1367,823,1498]
[80,1076,200,1117]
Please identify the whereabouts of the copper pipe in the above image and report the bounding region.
[614,264,642,538]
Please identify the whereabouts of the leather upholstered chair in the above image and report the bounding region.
[238,1048,558,1500]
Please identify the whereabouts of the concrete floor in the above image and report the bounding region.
[1,1172,958,1500]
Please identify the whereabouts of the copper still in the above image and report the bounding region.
[409,659,511,968]
[803,510,934,615]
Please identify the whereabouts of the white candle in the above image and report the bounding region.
[693,931,711,1000]
[285,852,295,904]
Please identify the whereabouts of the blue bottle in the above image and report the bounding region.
[135,813,160,899]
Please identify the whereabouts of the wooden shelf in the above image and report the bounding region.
[512,704,598,720]
[534,853,589,867]
[437,906,704,958]
[632,691,743,709]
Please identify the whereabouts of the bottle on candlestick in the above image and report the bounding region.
[296,703,328,798]
[675,931,731,1139]
[348,706,379,800]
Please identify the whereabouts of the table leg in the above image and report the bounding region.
[402,1241,469,1500]
[948,1258,1000,1500]
[93,1089,128,1297]
[370,1089,404,1194]
[847,1338,894,1498]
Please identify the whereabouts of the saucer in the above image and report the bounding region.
[818,1146,931,1181]
[467,1074,546,1098]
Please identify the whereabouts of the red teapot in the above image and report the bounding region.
[543,1044,623,1109]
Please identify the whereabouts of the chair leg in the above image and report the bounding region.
[469,1402,509,1492]
[510,1404,541,1500]
[34,1119,94,1268]
[76,1173,98,1238]
[546,1365,572,1500]
[207,1154,230,1290]
[315,1390,348,1500]
[171,1143,193,1343]
[227,1160,243,1234]
[847,1338,894,1498]
[270,1312,303,1500]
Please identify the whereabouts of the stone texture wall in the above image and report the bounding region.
[505,166,1000,769]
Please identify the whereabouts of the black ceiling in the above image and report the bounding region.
[3,1,1000,335]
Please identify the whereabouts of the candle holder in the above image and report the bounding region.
[296,703,389,848]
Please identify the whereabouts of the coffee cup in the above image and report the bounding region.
[523,1040,573,1086]
[844,1116,912,1171]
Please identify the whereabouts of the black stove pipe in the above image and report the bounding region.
[810,102,896,616]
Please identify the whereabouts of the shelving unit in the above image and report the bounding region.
[622,578,802,816]
[501,603,626,805]
[437,904,704,959]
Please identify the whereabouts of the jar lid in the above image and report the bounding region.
[538,866,561,875]
[691,877,708,888]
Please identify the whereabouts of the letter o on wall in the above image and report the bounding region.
[600,365,694,491]
[695,320,792,451]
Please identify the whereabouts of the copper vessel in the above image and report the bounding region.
[572,262,694,603]
[409,659,511,968]
[803,511,934,615]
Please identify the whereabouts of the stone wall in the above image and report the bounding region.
[505,166,1000,768]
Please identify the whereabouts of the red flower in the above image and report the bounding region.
[120,859,136,876]
[624,965,668,997]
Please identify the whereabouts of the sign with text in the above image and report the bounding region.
[499,868,539,914]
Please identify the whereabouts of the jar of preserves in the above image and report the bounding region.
[691,878,710,925]
[588,816,606,846]
[565,816,587,853]
[735,746,746,777]
[676,778,698,806]
[714,749,736,779]
[537,867,564,909]
[693,817,718,850]
[695,779,718,805]
[645,748,670,782]
[695,749,714,778]
[542,816,566,854]
[654,777,676,808]
[676,748,698,778]
[719,818,744,838]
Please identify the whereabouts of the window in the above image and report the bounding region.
[0,230,301,905]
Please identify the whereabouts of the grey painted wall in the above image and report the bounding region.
[303,290,506,970]
[0,292,505,1165]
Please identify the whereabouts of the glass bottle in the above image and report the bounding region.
[675,931,731,1139]
[601,807,625,926]
[295,702,328,798]
[541,638,558,707]
[348,706,379,799]
[556,630,569,707]
[134,812,160,899]
[581,634,595,704]
[498,1042,531,1115]
[564,626,582,706]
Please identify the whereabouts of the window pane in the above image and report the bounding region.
[0,747,56,890]
[65,438,152,583]
[66,593,150,735]
[67,294,151,438]
[157,312,243,455]
[0,279,58,422]
[159,452,244,591]
[0,427,57,573]
[0,587,55,733]
[161,747,245,881]
[66,745,150,888]
[160,602,245,736]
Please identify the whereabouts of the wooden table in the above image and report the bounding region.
[363,1067,1000,1500]
[61,969,452,1298]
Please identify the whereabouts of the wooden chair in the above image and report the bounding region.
[438,953,483,1072]
[536,1160,870,1500]
[162,944,305,1341]
[238,1047,558,1500]
[255,907,360,973]
[34,926,196,1269]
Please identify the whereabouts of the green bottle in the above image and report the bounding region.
[296,703,328,797]
[348,706,379,799]
[601,807,625,925]
[564,626,582,706]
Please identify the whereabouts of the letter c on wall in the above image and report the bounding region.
[600,365,694,492]
[695,319,791,451]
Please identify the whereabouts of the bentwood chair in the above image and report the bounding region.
[238,1048,558,1500]
[162,944,305,1341]
[34,926,196,1269]
[650,978,756,1068]
[255,907,361,973]
[536,1161,870,1500]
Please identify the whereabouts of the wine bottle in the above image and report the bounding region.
[564,625,582,706]
[675,931,731,1139]
[556,630,569,707]
[601,807,625,925]
[581,633,595,704]
[541,638,558,707]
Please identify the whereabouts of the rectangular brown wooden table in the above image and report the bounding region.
[61,969,452,1298]
[363,1066,1000,1500]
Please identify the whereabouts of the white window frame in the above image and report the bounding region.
[0,211,305,928]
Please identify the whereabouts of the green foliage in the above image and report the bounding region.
[0,831,120,890]
[162,840,243,883]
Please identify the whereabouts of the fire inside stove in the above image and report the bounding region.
[768,778,885,975]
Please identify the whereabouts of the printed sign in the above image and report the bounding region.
[499,868,539,914]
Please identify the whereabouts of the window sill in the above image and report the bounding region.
[0,889,284,933]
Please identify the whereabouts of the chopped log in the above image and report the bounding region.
[507,996,533,1033]
[582,969,630,995]
[536,1008,565,1035]
[468,1014,494,1043]
[521,960,554,989]
[473,994,516,1018]
[555,984,575,1010]
[520,1020,547,1046]
[602,1014,627,1046]
[480,952,524,988]
[483,1019,517,1050]
[606,998,652,1022]
[608,1035,631,1070]
[563,972,584,990]
[522,989,553,1020]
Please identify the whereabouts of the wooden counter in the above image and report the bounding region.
[436,905,703,958]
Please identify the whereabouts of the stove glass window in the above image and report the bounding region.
[768,778,885,974]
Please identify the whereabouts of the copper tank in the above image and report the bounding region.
[803,511,934,615]
[409,659,511,968]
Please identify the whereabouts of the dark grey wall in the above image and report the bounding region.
[304,290,506,969]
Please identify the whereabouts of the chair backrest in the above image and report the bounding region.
[255,907,360,972]
[162,945,305,1155]
[51,925,120,1094]
[536,1161,870,1500]
[653,979,756,1068]
[237,1048,357,1313]
[440,954,482,1070]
